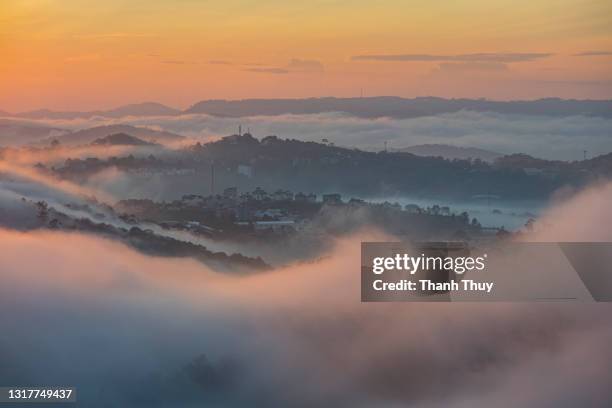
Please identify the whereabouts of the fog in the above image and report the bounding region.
[368,195,544,230]
[0,160,115,203]
[0,179,611,406]
[529,180,612,242]
[0,163,325,266]
[7,110,612,161]
[1,228,611,407]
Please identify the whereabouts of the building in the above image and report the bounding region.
[404,204,421,214]
[181,194,206,207]
[235,220,296,233]
[322,193,342,205]
[294,192,317,203]
[237,164,253,178]
[271,189,293,201]
[348,198,366,206]
[223,187,238,200]
[252,187,267,201]
[252,220,296,233]
[254,209,284,219]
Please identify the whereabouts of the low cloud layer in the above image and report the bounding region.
[19,110,609,161]
[0,222,611,406]
[1,165,612,406]
[530,181,612,241]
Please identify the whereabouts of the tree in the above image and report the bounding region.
[525,218,536,232]
[496,226,511,239]
[36,201,49,223]
[471,217,481,228]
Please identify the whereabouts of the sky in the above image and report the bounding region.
[1,0,612,112]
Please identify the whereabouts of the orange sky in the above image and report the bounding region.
[1,0,611,112]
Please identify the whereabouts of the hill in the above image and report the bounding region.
[186,97,612,119]
[46,124,184,146]
[396,144,502,162]
[54,133,612,200]
[181,134,600,199]
[92,133,156,146]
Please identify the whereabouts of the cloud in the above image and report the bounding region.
[73,32,157,40]
[435,62,509,72]
[530,181,612,242]
[287,58,324,72]
[246,59,325,74]
[0,160,115,203]
[573,51,612,57]
[161,60,196,65]
[64,54,102,63]
[209,61,274,67]
[0,219,611,405]
[352,53,552,63]
[11,110,612,161]
[534,79,612,87]
[245,67,290,74]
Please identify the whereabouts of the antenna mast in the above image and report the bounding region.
[210,160,215,195]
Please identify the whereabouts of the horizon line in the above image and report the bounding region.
[3,95,612,115]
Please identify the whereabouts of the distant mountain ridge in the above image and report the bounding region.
[185,97,612,119]
[396,144,502,162]
[0,119,68,146]
[5,97,612,120]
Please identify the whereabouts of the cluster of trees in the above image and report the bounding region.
[54,154,164,178]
